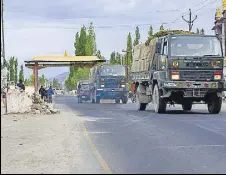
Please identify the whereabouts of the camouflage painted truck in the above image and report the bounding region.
[131,30,226,114]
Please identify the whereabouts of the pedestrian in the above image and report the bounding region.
[47,86,54,103]
[17,79,25,91]
[39,86,45,100]
[1,91,6,106]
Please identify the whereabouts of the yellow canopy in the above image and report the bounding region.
[32,56,101,62]
[25,56,105,69]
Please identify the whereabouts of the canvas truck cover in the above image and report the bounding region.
[131,38,158,73]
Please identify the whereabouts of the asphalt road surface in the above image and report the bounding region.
[54,96,226,174]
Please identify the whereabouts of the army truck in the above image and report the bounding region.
[89,64,128,104]
[131,30,226,114]
[77,79,92,103]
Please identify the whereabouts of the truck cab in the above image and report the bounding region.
[90,64,128,104]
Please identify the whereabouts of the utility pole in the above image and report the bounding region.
[222,0,226,57]
[1,0,8,114]
[122,49,132,83]
[182,9,197,32]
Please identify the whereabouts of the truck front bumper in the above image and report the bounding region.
[162,81,225,90]
[96,88,127,99]
[161,81,225,98]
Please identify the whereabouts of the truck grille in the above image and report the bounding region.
[104,78,119,88]
[181,71,213,81]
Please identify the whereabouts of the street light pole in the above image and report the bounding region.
[122,49,133,83]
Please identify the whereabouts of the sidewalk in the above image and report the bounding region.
[1,106,105,174]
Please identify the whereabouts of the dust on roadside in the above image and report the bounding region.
[1,109,104,174]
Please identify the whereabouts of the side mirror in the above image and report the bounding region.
[155,42,161,54]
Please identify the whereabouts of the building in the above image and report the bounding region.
[212,1,226,80]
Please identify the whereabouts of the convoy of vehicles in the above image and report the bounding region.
[130,30,226,114]
[74,30,225,114]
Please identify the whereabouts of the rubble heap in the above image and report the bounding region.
[30,93,60,115]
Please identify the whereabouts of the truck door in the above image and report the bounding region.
[159,37,168,71]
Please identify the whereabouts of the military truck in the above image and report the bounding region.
[131,30,226,114]
[89,64,128,104]
[77,79,92,103]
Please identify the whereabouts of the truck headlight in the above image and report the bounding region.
[214,75,221,80]
[171,71,180,80]
[214,72,222,80]
[121,84,125,88]
[101,84,105,88]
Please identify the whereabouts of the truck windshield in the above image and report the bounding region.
[81,85,89,90]
[170,35,222,57]
[100,65,126,76]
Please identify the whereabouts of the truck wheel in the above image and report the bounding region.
[182,100,192,111]
[153,84,166,113]
[122,97,128,104]
[96,97,100,104]
[92,99,95,103]
[138,103,147,111]
[115,99,120,104]
[207,96,222,114]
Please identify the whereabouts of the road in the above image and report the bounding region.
[54,96,226,174]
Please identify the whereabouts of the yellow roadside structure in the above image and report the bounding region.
[24,53,105,92]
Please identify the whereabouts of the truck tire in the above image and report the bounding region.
[96,97,100,104]
[115,99,120,104]
[182,100,192,111]
[153,84,166,113]
[122,97,128,104]
[207,95,222,114]
[139,103,147,111]
[92,99,95,103]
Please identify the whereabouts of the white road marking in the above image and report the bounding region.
[88,132,111,134]
[149,144,226,150]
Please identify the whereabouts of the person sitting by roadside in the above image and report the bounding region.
[17,79,25,91]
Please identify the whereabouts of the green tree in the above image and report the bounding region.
[125,32,133,67]
[160,24,164,31]
[19,65,24,82]
[110,51,116,64]
[74,32,80,56]
[115,52,122,65]
[39,74,46,85]
[133,26,140,47]
[78,25,87,56]
[85,22,96,56]
[148,25,153,39]
[14,58,18,84]
[196,28,200,34]
[200,28,205,35]
[9,56,15,83]
[24,78,30,86]
[52,78,61,89]
[96,50,105,60]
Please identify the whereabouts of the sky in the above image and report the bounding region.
[4,0,221,79]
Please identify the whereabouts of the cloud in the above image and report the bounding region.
[4,0,218,78]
